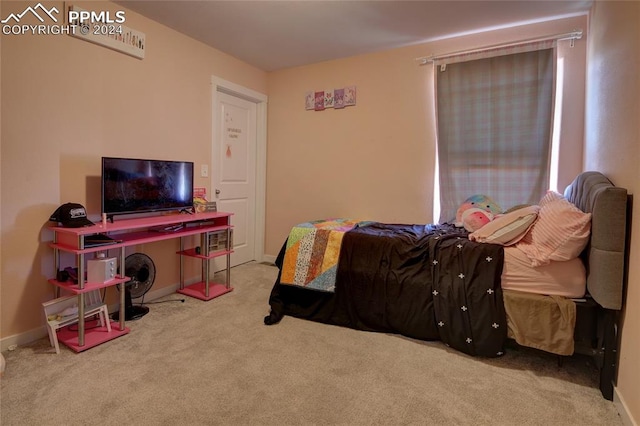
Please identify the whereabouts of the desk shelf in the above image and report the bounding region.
[177,248,233,259]
[176,226,234,301]
[46,211,233,352]
[177,282,233,301]
[56,320,129,353]
[48,276,129,294]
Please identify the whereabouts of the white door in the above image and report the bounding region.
[212,91,257,268]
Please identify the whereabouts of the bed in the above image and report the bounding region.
[264,171,630,400]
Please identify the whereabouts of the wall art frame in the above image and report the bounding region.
[66,4,145,59]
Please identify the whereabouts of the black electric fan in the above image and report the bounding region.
[112,253,155,321]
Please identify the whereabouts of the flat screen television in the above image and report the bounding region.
[101,157,194,219]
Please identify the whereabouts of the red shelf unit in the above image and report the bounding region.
[48,276,130,294]
[175,226,234,301]
[47,211,234,351]
[56,320,129,353]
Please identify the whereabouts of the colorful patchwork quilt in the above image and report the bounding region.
[280,219,366,292]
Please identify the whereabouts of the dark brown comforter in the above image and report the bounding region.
[266,223,507,357]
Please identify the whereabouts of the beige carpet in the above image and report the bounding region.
[1,262,621,425]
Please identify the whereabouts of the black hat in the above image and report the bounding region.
[50,203,95,228]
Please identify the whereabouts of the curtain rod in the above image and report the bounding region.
[415,30,583,65]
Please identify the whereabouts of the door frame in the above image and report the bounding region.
[211,76,268,263]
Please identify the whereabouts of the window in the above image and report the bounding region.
[434,43,556,223]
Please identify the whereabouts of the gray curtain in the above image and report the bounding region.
[436,46,555,223]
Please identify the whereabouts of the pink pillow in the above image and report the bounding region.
[516,191,591,266]
[469,205,539,245]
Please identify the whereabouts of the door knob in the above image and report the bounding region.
[215,189,221,195]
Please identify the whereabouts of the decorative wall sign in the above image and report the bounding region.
[305,92,315,110]
[323,89,334,108]
[314,91,325,111]
[305,86,356,111]
[67,4,145,59]
[334,88,345,109]
[344,86,357,106]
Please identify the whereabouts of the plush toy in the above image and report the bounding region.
[455,194,502,228]
[461,208,494,232]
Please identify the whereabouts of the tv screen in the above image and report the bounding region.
[102,157,194,217]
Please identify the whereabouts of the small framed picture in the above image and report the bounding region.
[305,91,315,110]
[344,86,356,106]
[324,89,334,108]
[334,88,345,109]
[314,91,325,111]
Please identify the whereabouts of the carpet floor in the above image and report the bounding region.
[0,262,622,425]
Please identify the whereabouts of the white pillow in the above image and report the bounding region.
[469,205,540,245]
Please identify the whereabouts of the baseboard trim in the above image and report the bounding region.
[614,386,638,426]
[262,254,277,264]
[0,326,48,352]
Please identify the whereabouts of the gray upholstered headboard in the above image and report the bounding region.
[564,171,629,310]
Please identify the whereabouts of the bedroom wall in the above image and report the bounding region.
[265,15,588,257]
[0,1,267,343]
[585,1,640,423]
